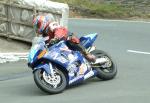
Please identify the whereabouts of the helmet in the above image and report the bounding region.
[32,15,53,34]
[49,21,60,32]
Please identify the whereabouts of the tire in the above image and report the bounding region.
[91,50,117,80]
[33,67,67,94]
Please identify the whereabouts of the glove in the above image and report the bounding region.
[49,38,59,45]
[85,53,96,62]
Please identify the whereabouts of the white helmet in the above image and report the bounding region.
[49,21,60,32]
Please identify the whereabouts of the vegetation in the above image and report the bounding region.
[51,0,150,19]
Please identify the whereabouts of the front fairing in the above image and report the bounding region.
[28,37,45,65]
[43,41,79,67]
[28,39,94,85]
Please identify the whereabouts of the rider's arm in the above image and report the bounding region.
[54,27,68,40]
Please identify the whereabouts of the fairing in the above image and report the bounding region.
[28,35,98,85]
[80,33,98,48]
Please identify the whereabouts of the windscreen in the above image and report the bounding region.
[28,36,45,63]
[31,36,45,46]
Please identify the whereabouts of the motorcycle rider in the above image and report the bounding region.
[32,15,96,62]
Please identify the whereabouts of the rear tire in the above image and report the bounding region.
[91,50,117,80]
[33,67,67,94]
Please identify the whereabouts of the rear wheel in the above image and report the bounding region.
[33,67,67,94]
[91,50,117,80]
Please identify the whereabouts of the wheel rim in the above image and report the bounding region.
[100,56,112,68]
[38,69,63,89]
[43,71,61,88]
[94,55,114,73]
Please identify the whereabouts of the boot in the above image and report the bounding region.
[85,53,96,62]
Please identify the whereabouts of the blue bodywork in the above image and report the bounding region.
[28,33,98,85]
[80,33,98,48]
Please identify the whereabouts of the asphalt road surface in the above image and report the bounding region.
[0,19,150,103]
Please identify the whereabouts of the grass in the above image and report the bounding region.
[51,0,149,19]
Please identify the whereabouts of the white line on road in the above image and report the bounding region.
[69,18,150,24]
[127,50,150,55]
[0,52,28,55]
[0,52,28,63]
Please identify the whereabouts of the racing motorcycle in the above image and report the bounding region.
[28,33,117,94]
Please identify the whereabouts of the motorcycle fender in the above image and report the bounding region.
[33,63,53,75]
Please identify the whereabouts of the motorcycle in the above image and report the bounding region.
[28,33,117,94]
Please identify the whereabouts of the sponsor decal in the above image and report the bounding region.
[69,75,83,84]
[60,46,71,52]
[68,54,75,61]
[84,71,94,79]
[79,63,87,75]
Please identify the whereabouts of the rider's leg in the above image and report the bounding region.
[67,40,96,62]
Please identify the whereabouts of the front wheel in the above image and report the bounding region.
[91,50,117,80]
[33,67,67,94]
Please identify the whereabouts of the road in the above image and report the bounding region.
[0,19,150,103]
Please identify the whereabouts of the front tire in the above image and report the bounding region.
[91,50,117,80]
[33,67,67,94]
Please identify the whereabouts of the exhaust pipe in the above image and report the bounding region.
[93,58,108,65]
[91,56,112,68]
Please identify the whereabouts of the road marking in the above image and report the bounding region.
[127,50,150,55]
[0,52,28,55]
[69,18,150,24]
[0,52,28,63]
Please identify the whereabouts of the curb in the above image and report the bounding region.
[0,52,28,63]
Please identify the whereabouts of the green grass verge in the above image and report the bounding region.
[51,0,149,19]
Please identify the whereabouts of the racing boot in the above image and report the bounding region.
[84,53,96,62]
